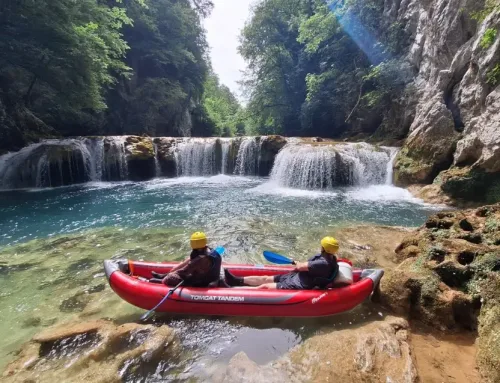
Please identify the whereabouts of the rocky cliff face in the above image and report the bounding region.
[388,0,500,203]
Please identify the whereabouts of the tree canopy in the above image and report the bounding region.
[0,0,229,152]
[1,0,416,153]
[239,0,413,138]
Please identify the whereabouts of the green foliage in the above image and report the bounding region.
[471,0,500,22]
[0,0,219,149]
[202,71,244,136]
[486,64,500,86]
[240,0,413,137]
[481,28,497,49]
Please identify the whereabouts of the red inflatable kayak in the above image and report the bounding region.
[104,259,384,317]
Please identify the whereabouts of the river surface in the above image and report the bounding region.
[0,176,440,379]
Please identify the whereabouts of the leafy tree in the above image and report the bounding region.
[202,71,243,136]
[104,0,212,136]
[240,0,412,138]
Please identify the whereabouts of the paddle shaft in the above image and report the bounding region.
[141,280,184,321]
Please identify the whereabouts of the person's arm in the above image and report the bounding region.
[294,262,309,272]
[170,257,190,273]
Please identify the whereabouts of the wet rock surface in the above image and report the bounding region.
[3,320,178,383]
[380,203,499,382]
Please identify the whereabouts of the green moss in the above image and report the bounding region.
[486,63,500,86]
[485,217,499,232]
[480,28,497,49]
[471,0,500,22]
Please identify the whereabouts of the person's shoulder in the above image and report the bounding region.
[308,253,324,262]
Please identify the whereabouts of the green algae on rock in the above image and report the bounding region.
[380,203,499,381]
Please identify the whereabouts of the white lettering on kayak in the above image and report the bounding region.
[311,293,328,304]
[191,295,245,302]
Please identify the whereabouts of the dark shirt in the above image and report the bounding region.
[291,253,337,289]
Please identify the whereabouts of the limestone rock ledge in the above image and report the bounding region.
[380,203,500,382]
[2,319,178,383]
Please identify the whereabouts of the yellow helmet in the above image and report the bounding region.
[321,236,339,254]
[190,232,207,250]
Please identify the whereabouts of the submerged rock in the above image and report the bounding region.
[3,320,178,382]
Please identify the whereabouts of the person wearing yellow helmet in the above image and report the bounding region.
[151,232,222,287]
[225,236,340,290]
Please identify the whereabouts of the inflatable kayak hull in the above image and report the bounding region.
[104,260,384,318]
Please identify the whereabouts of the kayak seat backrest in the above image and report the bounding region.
[312,266,339,289]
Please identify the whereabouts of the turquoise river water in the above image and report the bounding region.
[0,176,440,380]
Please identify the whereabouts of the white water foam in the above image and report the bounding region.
[250,181,338,199]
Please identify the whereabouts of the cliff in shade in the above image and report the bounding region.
[384,0,500,204]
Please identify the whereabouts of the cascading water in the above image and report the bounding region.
[235,137,259,176]
[175,138,218,176]
[385,148,399,185]
[102,137,128,181]
[220,139,231,175]
[270,142,397,189]
[153,142,161,177]
[83,138,104,181]
[0,139,96,189]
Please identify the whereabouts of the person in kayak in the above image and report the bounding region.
[150,232,222,287]
[224,237,340,290]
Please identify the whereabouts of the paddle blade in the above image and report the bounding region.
[214,247,226,256]
[263,251,294,265]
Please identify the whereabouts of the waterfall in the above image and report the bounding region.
[153,142,161,177]
[221,139,231,175]
[235,137,259,176]
[0,139,96,189]
[385,148,399,185]
[175,138,217,176]
[103,137,128,181]
[83,138,104,181]
[270,142,397,189]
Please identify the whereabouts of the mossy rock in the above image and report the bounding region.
[393,147,436,186]
[125,136,154,161]
[477,274,500,383]
[439,166,500,204]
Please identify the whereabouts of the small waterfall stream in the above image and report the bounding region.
[153,142,161,177]
[221,139,231,175]
[103,137,128,181]
[235,137,259,176]
[175,138,217,176]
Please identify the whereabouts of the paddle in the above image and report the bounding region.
[140,246,226,321]
[141,280,184,321]
[263,251,296,265]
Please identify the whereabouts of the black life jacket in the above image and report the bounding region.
[189,247,222,287]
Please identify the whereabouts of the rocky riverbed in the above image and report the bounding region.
[2,208,498,382]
